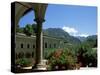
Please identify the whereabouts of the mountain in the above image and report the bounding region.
[76,36,86,42]
[43,28,81,45]
[83,35,97,48]
[86,35,97,40]
[43,28,69,39]
[75,35,97,42]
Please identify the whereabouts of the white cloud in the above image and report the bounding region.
[78,34,89,37]
[73,34,89,37]
[62,26,89,37]
[62,26,78,34]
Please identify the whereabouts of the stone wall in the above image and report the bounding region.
[15,33,64,59]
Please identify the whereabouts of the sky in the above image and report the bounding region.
[19,4,97,37]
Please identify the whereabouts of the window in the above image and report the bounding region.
[25,52,31,58]
[32,52,34,58]
[18,52,24,58]
[21,43,23,48]
[45,42,47,48]
[54,44,56,48]
[27,44,30,48]
[33,45,35,48]
[49,44,51,48]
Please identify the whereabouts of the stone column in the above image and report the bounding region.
[34,18,46,70]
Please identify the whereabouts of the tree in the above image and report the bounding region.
[32,24,37,34]
[83,35,97,48]
[85,48,97,67]
[23,24,33,36]
[16,25,24,33]
[77,44,97,67]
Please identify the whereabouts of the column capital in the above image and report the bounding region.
[34,18,45,23]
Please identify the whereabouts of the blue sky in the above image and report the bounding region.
[19,4,97,37]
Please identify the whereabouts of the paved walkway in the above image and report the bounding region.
[80,67,97,70]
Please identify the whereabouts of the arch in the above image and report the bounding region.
[15,2,34,28]
[32,51,34,58]
[33,44,35,48]
[27,44,30,48]
[14,2,48,70]
[15,53,18,59]
[25,52,31,58]
[18,52,24,58]
[15,2,48,32]
[45,42,47,48]
[20,43,23,48]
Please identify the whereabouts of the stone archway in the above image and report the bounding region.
[14,2,48,70]
[15,2,33,32]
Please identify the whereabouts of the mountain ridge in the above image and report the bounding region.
[43,28,81,45]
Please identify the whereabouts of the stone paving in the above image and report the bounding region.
[80,67,97,70]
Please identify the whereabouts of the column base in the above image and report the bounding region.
[33,63,47,70]
[33,60,48,70]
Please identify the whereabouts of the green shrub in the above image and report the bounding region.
[77,44,97,67]
[16,58,32,67]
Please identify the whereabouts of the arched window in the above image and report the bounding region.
[33,44,35,48]
[45,42,47,48]
[25,52,31,58]
[54,43,56,48]
[49,44,51,48]
[27,44,30,48]
[32,52,34,58]
[18,52,24,58]
[21,43,23,48]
